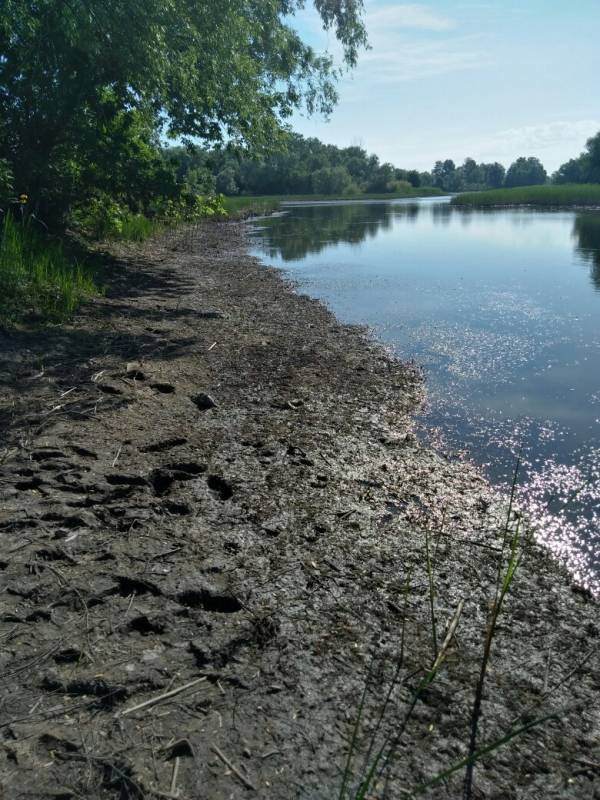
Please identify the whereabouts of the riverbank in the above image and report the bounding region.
[0,221,597,799]
[452,183,600,207]
[224,188,444,216]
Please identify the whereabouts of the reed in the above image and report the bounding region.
[452,183,600,207]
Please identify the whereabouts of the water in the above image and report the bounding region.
[250,198,600,594]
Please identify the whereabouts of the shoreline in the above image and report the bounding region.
[0,221,598,799]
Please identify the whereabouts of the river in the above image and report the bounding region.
[250,197,600,594]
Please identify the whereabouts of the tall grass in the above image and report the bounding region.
[338,464,561,799]
[118,213,161,242]
[452,183,600,207]
[0,213,96,324]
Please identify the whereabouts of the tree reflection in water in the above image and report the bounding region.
[573,212,600,291]
[259,201,600,296]
[259,202,420,261]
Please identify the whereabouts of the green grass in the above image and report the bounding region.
[118,213,161,241]
[0,213,97,325]
[223,187,444,216]
[452,183,600,207]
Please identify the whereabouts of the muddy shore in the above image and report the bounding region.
[0,221,598,799]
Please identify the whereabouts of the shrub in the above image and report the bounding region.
[70,192,227,242]
[69,195,130,239]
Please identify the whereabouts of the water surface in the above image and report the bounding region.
[250,198,600,593]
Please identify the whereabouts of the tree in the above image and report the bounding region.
[0,0,367,221]
[553,157,590,184]
[432,159,459,191]
[504,157,547,188]
[216,167,240,195]
[481,162,506,189]
[368,163,395,192]
[461,158,482,189]
[311,166,354,195]
[585,132,600,182]
[554,131,600,184]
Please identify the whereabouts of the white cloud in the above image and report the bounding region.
[293,2,484,84]
[359,38,488,83]
[387,119,600,172]
[471,120,600,160]
[366,3,454,33]
[347,4,487,84]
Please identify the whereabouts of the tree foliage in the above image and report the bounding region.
[165,134,436,197]
[504,157,547,188]
[0,0,367,222]
[431,158,506,192]
[554,132,600,184]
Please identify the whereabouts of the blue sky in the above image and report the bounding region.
[290,1,600,172]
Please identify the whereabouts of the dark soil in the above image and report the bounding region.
[0,222,598,799]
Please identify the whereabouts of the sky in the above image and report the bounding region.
[290,1,600,173]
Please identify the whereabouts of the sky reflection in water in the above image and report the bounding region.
[250,198,600,594]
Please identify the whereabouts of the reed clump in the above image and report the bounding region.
[452,183,600,207]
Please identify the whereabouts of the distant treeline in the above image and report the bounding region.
[432,131,600,193]
[164,134,436,198]
[164,130,600,198]
[164,135,514,197]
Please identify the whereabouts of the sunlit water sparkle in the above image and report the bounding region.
[250,198,600,594]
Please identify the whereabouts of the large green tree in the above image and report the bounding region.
[0,0,366,219]
[504,156,547,188]
[554,131,600,184]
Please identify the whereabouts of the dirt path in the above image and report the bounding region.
[0,222,598,799]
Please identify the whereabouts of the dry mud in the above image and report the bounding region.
[0,222,598,800]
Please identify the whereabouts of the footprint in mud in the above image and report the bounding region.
[31,449,68,462]
[112,574,163,597]
[96,382,124,395]
[207,475,233,501]
[190,392,217,411]
[105,473,148,487]
[53,647,84,664]
[140,437,188,454]
[177,583,242,612]
[164,462,206,478]
[151,382,176,394]
[150,469,175,496]
[162,500,192,515]
[15,476,45,491]
[128,614,167,635]
[149,462,206,496]
[69,445,98,460]
[41,674,128,709]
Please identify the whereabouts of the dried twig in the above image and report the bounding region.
[120,677,207,717]
[211,744,257,791]
[112,445,123,467]
[170,757,180,796]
